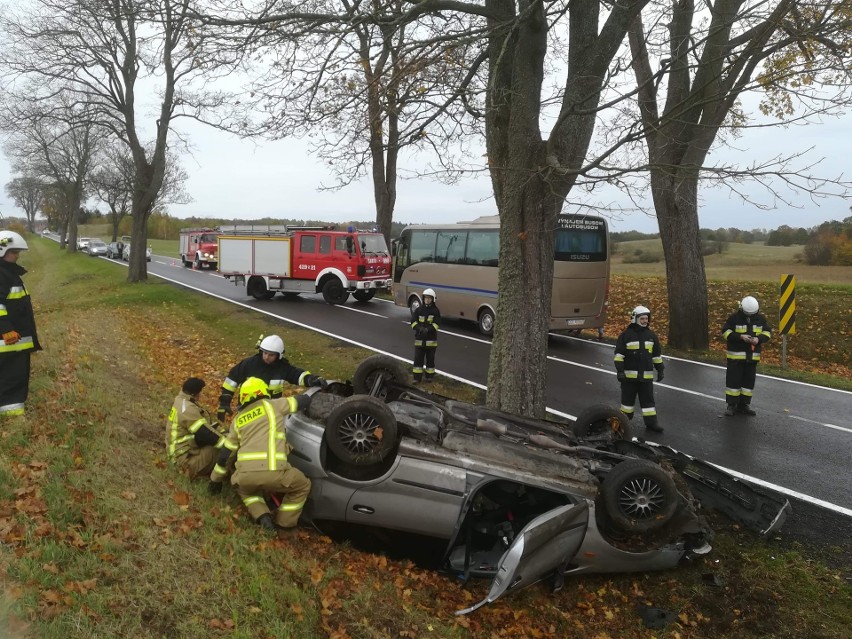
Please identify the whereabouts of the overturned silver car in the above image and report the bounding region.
[287,355,790,614]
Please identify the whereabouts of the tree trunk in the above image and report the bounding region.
[127,205,149,282]
[486,179,558,418]
[652,172,709,349]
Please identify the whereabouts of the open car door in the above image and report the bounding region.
[455,502,589,616]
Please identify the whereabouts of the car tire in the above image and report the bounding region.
[325,396,398,467]
[352,354,409,395]
[477,307,495,337]
[571,404,632,442]
[321,278,349,305]
[352,290,376,303]
[601,459,678,533]
[305,391,346,422]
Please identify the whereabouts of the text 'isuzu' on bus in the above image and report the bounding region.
[217,225,392,304]
[179,228,221,269]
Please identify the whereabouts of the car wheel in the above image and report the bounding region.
[321,278,349,305]
[305,391,346,422]
[571,404,632,442]
[325,396,398,466]
[247,276,272,300]
[352,290,376,303]
[477,307,495,337]
[601,459,678,533]
[352,354,409,395]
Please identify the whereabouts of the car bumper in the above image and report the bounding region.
[355,279,392,290]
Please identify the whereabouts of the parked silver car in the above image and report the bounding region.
[285,355,790,614]
[121,242,152,262]
[86,239,108,257]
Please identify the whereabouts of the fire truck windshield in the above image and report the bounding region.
[359,234,389,255]
[199,233,218,243]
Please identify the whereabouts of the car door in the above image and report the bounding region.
[344,453,467,539]
[455,502,590,615]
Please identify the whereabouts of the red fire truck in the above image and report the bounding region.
[179,228,221,269]
[217,225,392,304]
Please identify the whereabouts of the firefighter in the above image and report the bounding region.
[411,288,441,382]
[166,377,227,479]
[613,305,665,432]
[0,231,41,418]
[722,296,771,416]
[208,377,312,532]
[217,334,326,422]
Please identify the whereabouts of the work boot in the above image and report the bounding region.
[738,405,757,416]
[724,404,737,417]
[645,420,664,433]
[412,376,421,384]
[256,513,277,533]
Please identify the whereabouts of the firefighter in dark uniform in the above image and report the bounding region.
[217,334,326,423]
[613,305,665,432]
[0,231,41,418]
[208,377,312,532]
[722,296,771,416]
[411,288,440,382]
[166,377,227,479]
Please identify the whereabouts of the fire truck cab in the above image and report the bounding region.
[217,225,392,304]
[179,228,220,269]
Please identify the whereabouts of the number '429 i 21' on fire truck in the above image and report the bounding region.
[217,225,392,304]
[179,228,221,269]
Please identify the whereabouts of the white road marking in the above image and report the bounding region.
[338,305,387,319]
[787,414,852,434]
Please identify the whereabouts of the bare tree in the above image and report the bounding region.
[4,176,47,232]
[91,143,192,242]
[1,99,101,251]
[627,0,852,349]
[195,0,649,417]
[197,1,485,246]
[0,0,220,281]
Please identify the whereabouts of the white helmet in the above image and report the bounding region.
[740,296,759,315]
[631,305,651,324]
[258,334,285,358]
[423,288,436,301]
[0,231,29,257]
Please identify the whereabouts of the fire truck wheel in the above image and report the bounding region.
[353,290,376,303]
[247,276,273,300]
[322,278,350,305]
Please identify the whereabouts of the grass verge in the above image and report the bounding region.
[1,238,849,638]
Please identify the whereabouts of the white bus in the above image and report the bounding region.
[393,214,610,336]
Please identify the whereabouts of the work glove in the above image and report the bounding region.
[216,402,232,424]
[294,393,312,412]
[656,368,665,382]
[305,374,328,389]
[207,481,223,495]
[2,331,21,345]
[616,372,626,383]
[415,325,429,339]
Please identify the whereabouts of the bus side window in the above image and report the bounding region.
[466,230,499,267]
[409,230,437,265]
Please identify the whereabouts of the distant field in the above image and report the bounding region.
[613,239,851,285]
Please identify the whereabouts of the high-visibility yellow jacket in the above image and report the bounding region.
[211,396,301,478]
[166,391,224,462]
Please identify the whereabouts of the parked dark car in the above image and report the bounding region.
[284,355,790,614]
[106,241,124,259]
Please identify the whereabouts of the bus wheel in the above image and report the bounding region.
[353,290,376,303]
[477,308,495,336]
[247,276,271,300]
[322,278,350,305]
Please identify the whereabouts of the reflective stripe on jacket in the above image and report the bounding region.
[411,303,441,347]
[613,323,663,380]
[219,353,309,407]
[166,391,224,461]
[0,261,40,354]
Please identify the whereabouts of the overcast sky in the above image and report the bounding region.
[2,107,849,235]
